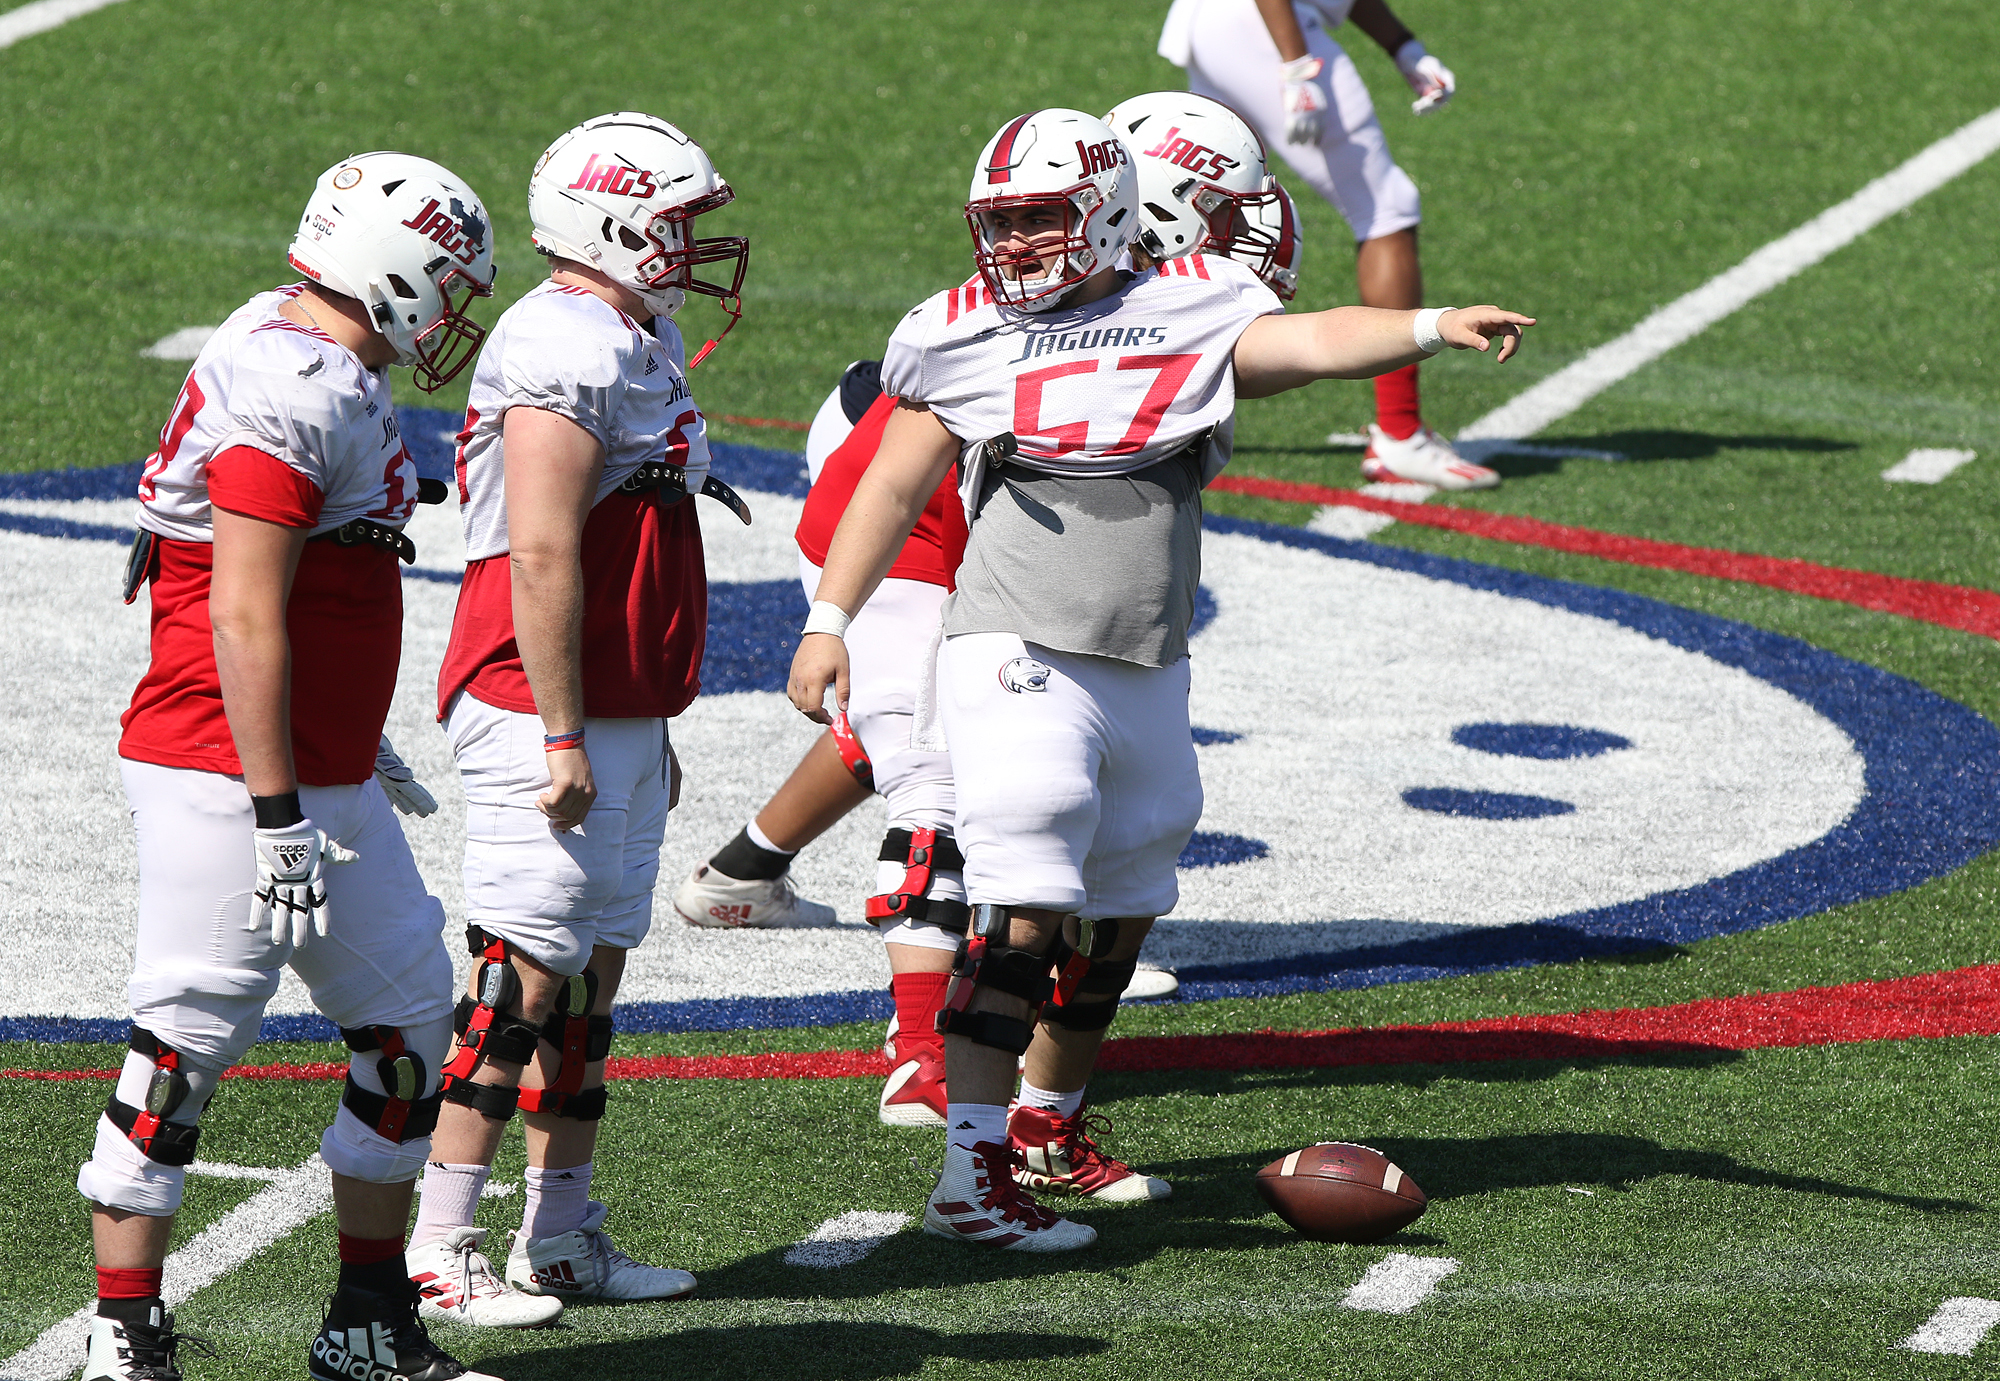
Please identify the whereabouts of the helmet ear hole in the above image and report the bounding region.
[617,226,648,252]
[386,273,419,300]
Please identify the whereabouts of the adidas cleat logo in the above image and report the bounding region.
[310,1322,403,1381]
[530,1258,582,1292]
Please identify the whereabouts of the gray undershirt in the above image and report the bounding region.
[943,449,1203,667]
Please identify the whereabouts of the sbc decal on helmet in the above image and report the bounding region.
[528,111,750,366]
[965,108,1140,313]
[1104,92,1298,296]
[287,151,497,393]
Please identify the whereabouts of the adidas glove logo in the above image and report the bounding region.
[274,843,311,870]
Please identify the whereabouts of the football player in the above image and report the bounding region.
[83,154,500,1381]
[788,108,1529,1250]
[1158,0,1500,490]
[409,112,748,1322]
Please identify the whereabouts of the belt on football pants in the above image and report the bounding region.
[618,459,753,526]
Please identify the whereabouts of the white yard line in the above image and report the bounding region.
[1338,1253,1460,1315]
[0,0,130,51]
[139,326,217,360]
[1457,105,2000,446]
[782,1210,911,1269]
[1882,447,1976,483]
[0,1156,331,1381]
[1899,1297,2000,1355]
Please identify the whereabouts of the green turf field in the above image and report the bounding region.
[6,0,2000,1376]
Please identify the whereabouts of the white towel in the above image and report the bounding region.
[1157,0,1198,67]
[910,607,950,753]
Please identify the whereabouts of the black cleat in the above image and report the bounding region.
[308,1283,503,1381]
[83,1308,214,1380]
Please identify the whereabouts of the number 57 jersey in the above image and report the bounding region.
[880,254,1282,482]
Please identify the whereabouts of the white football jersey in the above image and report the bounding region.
[1159,0,1351,67]
[881,256,1281,486]
[455,280,711,562]
[134,286,417,542]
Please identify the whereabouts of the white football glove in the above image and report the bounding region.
[1395,40,1455,115]
[251,819,357,948]
[373,735,437,818]
[1279,54,1328,145]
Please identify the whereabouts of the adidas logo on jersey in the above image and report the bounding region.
[310,1323,404,1381]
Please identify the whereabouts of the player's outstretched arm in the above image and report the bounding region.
[1233,305,1533,399]
[787,399,958,724]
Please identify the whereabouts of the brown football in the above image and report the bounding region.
[1255,1142,1427,1243]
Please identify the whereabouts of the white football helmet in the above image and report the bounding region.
[1104,92,1295,295]
[528,112,748,355]
[965,108,1139,313]
[287,151,496,392]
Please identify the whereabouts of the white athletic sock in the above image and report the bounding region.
[411,1162,489,1249]
[522,1162,594,1239]
[945,1103,1009,1154]
[745,819,790,855]
[1016,1080,1085,1118]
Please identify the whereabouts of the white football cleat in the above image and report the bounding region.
[1359,423,1500,491]
[673,862,835,929]
[1127,963,1178,1001]
[409,1226,563,1328]
[84,1310,212,1380]
[505,1200,697,1301]
[923,1140,1097,1251]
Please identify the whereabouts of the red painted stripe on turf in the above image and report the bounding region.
[10,966,1999,1083]
[1206,474,2000,641]
[713,414,810,432]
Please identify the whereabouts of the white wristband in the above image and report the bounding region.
[1413,307,1452,355]
[803,600,851,639]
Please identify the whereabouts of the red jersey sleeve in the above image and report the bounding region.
[796,394,967,588]
[208,444,326,528]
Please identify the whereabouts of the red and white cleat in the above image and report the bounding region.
[923,1140,1097,1252]
[879,1039,948,1128]
[1359,423,1499,491]
[409,1226,563,1328]
[1011,1105,1172,1202]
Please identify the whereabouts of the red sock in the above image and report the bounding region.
[337,1232,405,1265]
[891,971,951,1054]
[96,1266,163,1301]
[1374,363,1422,441]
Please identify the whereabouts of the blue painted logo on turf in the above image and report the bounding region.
[5,418,2000,1041]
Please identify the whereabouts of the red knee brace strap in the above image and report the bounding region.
[106,1027,201,1166]
[866,828,970,934]
[516,970,611,1121]
[439,930,540,1118]
[339,1025,441,1144]
[1048,916,1123,1009]
[830,710,874,788]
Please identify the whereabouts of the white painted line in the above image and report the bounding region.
[1563,1186,1596,1197]
[1308,506,1398,542]
[139,326,217,361]
[781,1210,911,1269]
[1324,431,1370,447]
[1457,105,2000,446]
[1900,1297,2000,1355]
[0,0,130,51]
[1882,447,1976,484]
[0,1156,331,1381]
[1358,480,1435,503]
[187,1161,286,1184]
[1339,1253,1460,1315]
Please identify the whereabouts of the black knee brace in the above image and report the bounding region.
[438,929,541,1121]
[865,828,970,935]
[339,1025,442,1143]
[104,1026,201,1166]
[518,969,612,1120]
[1041,956,1138,1032]
[934,905,1058,1056]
